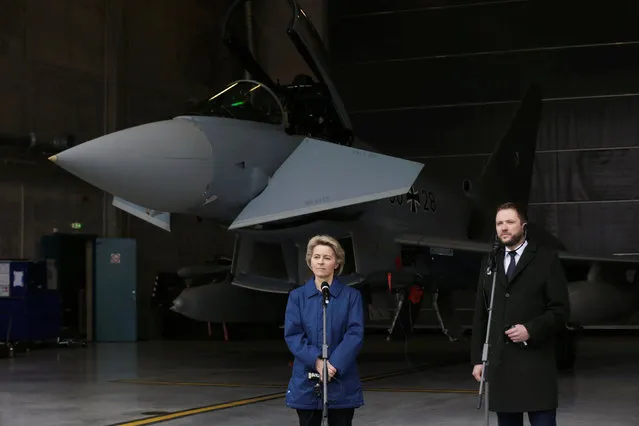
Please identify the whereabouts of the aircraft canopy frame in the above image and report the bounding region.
[184,79,289,128]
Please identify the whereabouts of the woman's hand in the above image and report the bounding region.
[316,358,337,381]
[328,361,337,379]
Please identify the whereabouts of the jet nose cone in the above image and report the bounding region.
[52,118,213,212]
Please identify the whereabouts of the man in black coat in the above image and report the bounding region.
[471,202,570,426]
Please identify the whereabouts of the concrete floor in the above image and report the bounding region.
[1,332,638,425]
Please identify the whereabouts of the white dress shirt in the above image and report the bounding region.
[504,239,528,272]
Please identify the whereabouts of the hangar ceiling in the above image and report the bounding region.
[328,0,639,255]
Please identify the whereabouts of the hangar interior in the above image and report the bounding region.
[1,0,638,425]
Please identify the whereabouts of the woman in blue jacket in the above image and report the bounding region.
[284,234,365,426]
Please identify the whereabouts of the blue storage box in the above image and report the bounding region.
[0,261,61,343]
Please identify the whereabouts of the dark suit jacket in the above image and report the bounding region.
[471,240,570,412]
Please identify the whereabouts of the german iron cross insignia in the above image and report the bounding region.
[406,186,420,213]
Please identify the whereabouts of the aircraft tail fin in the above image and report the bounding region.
[467,84,543,239]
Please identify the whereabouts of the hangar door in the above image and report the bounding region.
[95,238,137,342]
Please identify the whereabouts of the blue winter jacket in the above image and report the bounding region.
[284,277,365,410]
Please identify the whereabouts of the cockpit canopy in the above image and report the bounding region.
[186,80,286,126]
[212,0,353,145]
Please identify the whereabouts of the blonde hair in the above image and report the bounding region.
[305,235,346,275]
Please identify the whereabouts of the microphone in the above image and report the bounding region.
[320,281,330,304]
[487,233,502,274]
[492,233,502,250]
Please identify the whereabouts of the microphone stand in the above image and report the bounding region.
[321,293,329,426]
[477,238,500,426]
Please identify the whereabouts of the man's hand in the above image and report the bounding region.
[316,358,337,382]
[505,324,529,343]
[472,364,483,382]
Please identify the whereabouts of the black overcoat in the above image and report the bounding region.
[471,241,570,413]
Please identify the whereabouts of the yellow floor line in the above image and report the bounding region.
[111,392,285,426]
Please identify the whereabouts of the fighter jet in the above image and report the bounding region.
[50,0,639,367]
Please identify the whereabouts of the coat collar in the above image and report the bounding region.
[303,276,345,299]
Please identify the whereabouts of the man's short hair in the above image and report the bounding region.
[496,202,528,222]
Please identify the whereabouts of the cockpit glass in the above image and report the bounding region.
[185,80,283,125]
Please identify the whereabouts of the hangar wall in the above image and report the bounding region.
[0,0,245,340]
[328,0,639,256]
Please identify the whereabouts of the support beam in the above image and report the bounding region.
[102,0,127,238]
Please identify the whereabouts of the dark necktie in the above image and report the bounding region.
[506,251,517,280]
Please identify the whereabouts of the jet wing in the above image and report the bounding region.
[228,137,424,230]
[396,234,639,268]
[396,235,494,255]
[112,196,171,231]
